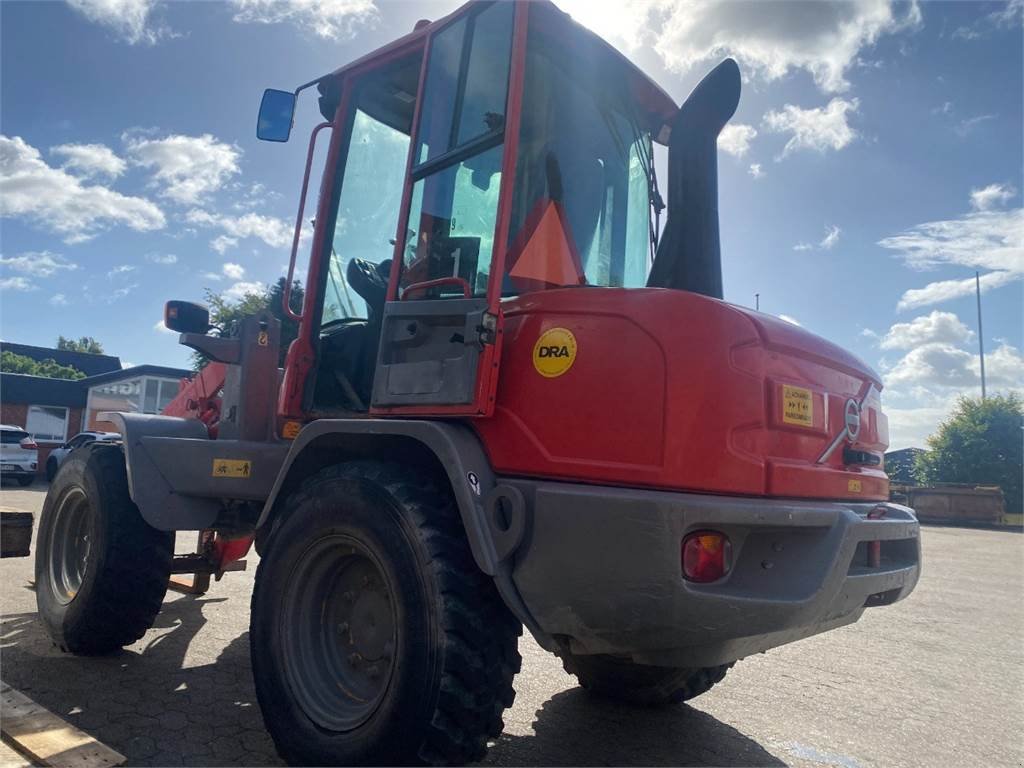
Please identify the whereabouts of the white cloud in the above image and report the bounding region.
[896,270,1019,311]
[954,114,996,137]
[0,276,36,291]
[763,98,859,158]
[153,319,175,334]
[186,209,293,249]
[230,0,377,39]
[108,264,135,277]
[146,253,177,265]
[718,124,757,157]
[125,133,241,205]
[952,0,1023,41]
[222,262,246,280]
[793,242,813,252]
[778,314,801,326]
[820,224,841,249]
[49,293,69,306]
[880,311,974,350]
[879,202,1023,310]
[51,143,127,179]
[562,0,921,94]
[0,251,78,277]
[223,280,266,301]
[0,135,165,242]
[211,235,239,254]
[885,342,979,390]
[970,182,1016,212]
[66,0,171,44]
[110,282,139,300]
[748,163,765,179]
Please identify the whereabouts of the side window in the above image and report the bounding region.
[402,2,513,298]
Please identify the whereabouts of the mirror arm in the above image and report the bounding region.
[284,120,334,323]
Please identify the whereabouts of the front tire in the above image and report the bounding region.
[35,444,173,654]
[562,653,733,706]
[250,461,522,766]
[17,475,34,487]
[46,457,58,482]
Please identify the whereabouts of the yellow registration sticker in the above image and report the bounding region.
[281,421,302,439]
[848,479,862,493]
[782,385,813,426]
[212,459,251,478]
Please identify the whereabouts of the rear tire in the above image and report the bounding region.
[35,443,173,654]
[250,461,522,766]
[562,653,733,706]
[16,475,34,487]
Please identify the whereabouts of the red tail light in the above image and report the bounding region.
[682,531,732,583]
[19,437,38,450]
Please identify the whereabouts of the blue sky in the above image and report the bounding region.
[1,0,1021,448]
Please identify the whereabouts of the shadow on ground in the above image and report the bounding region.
[2,597,783,767]
[483,688,784,767]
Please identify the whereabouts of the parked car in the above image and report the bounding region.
[0,425,38,487]
[45,431,121,481]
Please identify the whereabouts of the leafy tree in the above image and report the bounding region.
[192,277,304,370]
[1,350,86,380]
[56,336,105,354]
[915,394,1023,513]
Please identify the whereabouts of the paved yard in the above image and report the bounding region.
[1,483,1022,767]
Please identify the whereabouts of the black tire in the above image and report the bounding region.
[250,461,522,766]
[46,457,58,482]
[562,653,733,706]
[17,475,34,487]
[35,443,173,654]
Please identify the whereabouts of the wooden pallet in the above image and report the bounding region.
[0,683,124,768]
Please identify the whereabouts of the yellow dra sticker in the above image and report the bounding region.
[533,327,577,378]
[848,479,863,493]
[212,459,251,478]
[782,385,813,426]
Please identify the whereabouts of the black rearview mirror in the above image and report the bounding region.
[164,301,210,334]
[258,88,296,142]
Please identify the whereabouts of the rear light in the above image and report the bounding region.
[682,531,732,583]
[19,438,37,450]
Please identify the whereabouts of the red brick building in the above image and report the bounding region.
[1,342,189,476]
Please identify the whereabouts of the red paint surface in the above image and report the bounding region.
[474,288,889,501]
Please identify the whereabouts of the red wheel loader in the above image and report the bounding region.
[36,1,921,764]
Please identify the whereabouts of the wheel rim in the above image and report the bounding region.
[49,488,93,605]
[281,535,397,731]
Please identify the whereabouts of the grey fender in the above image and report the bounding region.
[257,419,554,650]
[101,412,221,530]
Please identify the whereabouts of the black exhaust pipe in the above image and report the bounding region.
[647,58,741,299]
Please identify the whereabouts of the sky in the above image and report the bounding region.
[1,0,1021,450]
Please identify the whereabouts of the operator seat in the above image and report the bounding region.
[313,258,390,411]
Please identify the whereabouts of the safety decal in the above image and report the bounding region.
[212,459,251,478]
[781,384,813,426]
[257,331,270,347]
[532,327,577,378]
[281,421,302,440]
[848,479,862,493]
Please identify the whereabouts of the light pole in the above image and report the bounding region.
[976,271,986,400]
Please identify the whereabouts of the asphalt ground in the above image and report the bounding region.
[1,482,1022,768]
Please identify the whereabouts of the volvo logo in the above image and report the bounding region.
[844,398,862,441]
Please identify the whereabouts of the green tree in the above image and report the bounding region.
[192,277,304,370]
[915,394,1023,513]
[1,351,86,380]
[56,336,105,354]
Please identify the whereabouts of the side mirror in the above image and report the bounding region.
[258,88,296,142]
[165,301,210,334]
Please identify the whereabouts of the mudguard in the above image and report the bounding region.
[257,419,553,649]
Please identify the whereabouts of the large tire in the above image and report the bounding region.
[251,461,522,766]
[35,443,173,654]
[562,653,733,706]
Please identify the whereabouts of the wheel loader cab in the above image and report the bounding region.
[283,0,677,418]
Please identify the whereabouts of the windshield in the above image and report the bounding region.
[504,25,653,293]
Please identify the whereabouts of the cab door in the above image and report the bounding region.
[370,0,526,416]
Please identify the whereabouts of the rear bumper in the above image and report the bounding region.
[1,463,37,478]
[507,480,920,667]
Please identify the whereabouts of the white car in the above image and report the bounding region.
[45,431,121,481]
[0,425,38,487]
